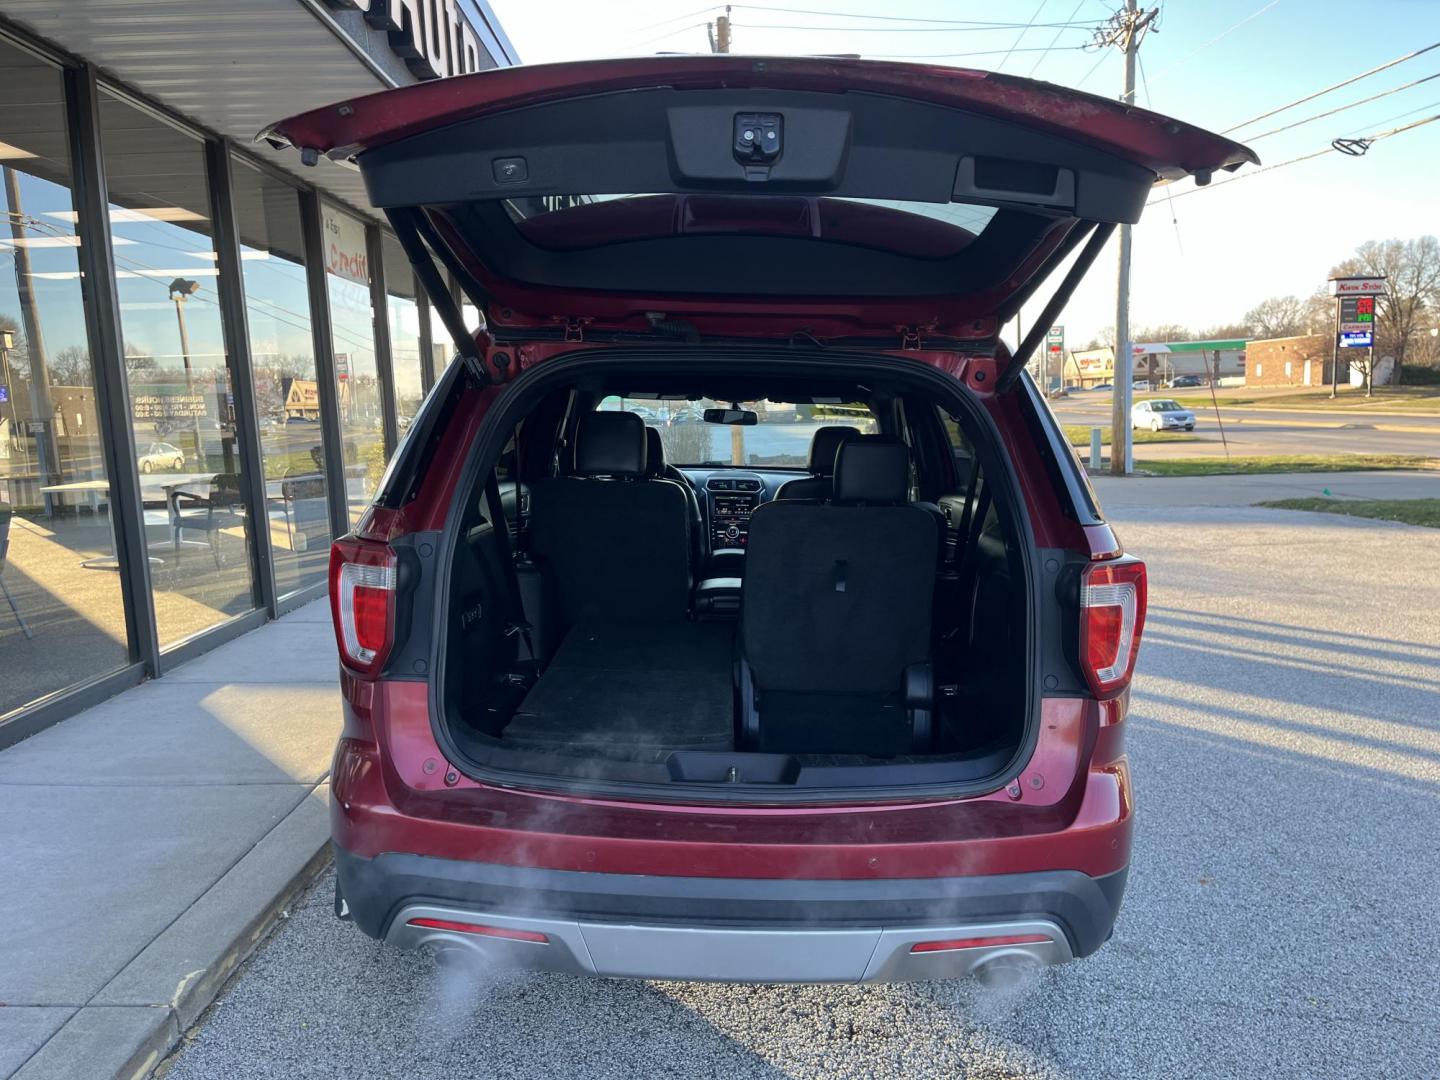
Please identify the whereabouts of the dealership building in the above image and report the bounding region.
[0,2,516,742]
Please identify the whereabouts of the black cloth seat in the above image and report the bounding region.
[774,425,860,501]
[528,411,693,628]
[740,436,938,756]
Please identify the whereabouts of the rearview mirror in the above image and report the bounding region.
[703,408,758,426]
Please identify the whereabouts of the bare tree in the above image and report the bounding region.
[1299,289,1332,335]
[1198,321,1253,340]
[48,346,93,387]
[658,421,713,466]
[1330,236,1440,384]
[1244,295,1309,340]
[124,344,158,379]
[1132,323,1194,344]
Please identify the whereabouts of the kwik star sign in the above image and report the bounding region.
[1329,276,1387,350]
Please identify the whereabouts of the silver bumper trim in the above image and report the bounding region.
[386,903,1074,983]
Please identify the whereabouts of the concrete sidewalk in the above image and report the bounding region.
[1091,469,1440,510]
[0,600,340,1080]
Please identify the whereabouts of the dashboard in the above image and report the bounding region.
[677,468,803,552]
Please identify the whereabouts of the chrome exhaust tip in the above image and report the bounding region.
[972,951,1046,989]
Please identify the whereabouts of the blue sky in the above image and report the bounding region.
[487,0,1440,344]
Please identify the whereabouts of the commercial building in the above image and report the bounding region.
[0,2,516,743]
[1244,334,1334,387]
[1065,339,1247,388]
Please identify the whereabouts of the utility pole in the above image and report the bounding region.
[1100,2,1157,476]
[710,6,732,53]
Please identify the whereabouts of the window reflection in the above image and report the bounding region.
[321,204,384,525]
[99,90,257,646]
[0,41,128,717]
[232,157,330,597]
[383,235,425,433]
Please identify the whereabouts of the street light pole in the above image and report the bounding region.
[168,277,203,467]
[0,329,20,470]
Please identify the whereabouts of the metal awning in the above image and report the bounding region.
[0,0,510,219]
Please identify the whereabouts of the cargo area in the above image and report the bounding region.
[433,357,1042,797]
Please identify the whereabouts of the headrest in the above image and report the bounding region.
[833,436,909,505]
[807,425,861,477]
[644,425,665,478]
[575,411,647,477]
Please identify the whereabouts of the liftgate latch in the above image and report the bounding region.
[734,113,783,180]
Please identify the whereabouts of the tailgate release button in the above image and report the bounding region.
[492,156,528,184]
[734,113,783,169]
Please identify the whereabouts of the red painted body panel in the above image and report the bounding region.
[304,57,1165,907]
[266,57,1253,340]
[262,55,1254,180]
[335,342,1135,886]
[331,683,1130,880]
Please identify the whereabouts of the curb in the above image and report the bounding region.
[12,784,333,1080]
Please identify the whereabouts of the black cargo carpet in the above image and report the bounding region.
[503,622,736,762]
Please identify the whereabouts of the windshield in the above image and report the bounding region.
[1150,400,1183,412]
[597,396,877,467]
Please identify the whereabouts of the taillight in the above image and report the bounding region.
[329,538,397,677]
[1079,557,1147,699]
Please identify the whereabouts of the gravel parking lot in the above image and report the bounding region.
[162,503,1440,1080]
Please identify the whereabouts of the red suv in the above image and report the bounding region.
[268,57,1252,984]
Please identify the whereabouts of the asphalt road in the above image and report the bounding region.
[1049,393,1440,459]
[162,501,1440,1080]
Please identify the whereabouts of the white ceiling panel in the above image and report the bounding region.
[0,0,400,217]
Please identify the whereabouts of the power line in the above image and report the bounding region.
[1151,113,1440,203]
[730,21,1092,33]
[728,5,1095,27]
[873,45,1088,61]
[1145,0,1283,82]
[996,1,1050,73]
[1137,52,1183,254]
[1073,39,1113,88]
[636,21,712,48]
[1243,70,1440,142]
[632,6,722,34]
[1028,0,1090,77]
[1340,97,1440,138]
[1222,41,1440,133]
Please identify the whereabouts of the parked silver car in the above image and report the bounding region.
[137,441,186,472]
[1131,399,1196,432]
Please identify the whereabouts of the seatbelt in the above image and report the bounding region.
[949,453,983,571]
[954,483,992,606]
[483,472,534,661]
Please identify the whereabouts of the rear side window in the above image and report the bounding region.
[374,357,465,508]
[1019,374,1103,524]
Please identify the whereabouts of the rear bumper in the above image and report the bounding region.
[335,847,1127,983]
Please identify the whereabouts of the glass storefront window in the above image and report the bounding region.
[382,235,425,436]
[98,90,258,647]
[429,299,452,373]
[231,157,329,598]
[0,40,129,717]
[321,204,384,525]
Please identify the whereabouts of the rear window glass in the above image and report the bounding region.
[510,194,998,233]
[597,396,877,468]
[505,194,999,258]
